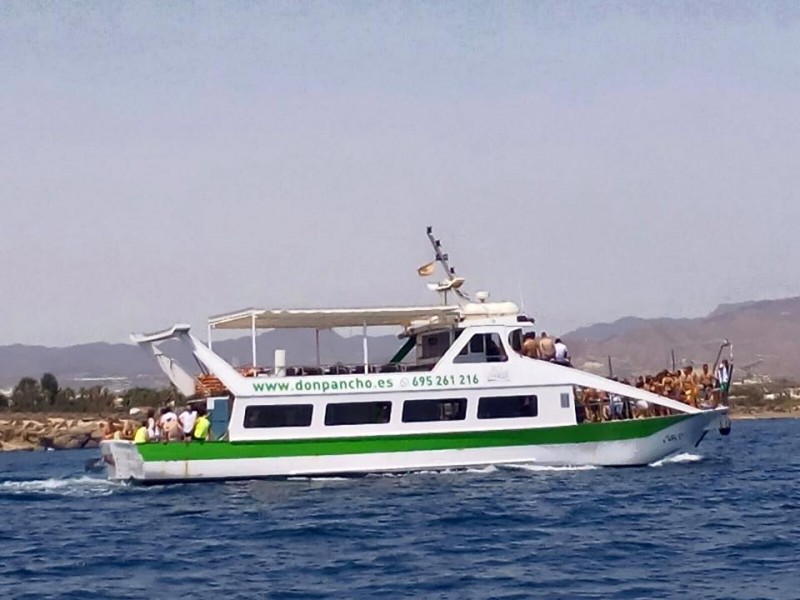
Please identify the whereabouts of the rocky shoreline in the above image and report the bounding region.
[730,409,800,420]
[0,414,137,452]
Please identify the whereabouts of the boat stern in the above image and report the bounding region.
[99,440,146,481]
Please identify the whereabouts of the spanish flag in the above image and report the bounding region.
[417,261,435,277]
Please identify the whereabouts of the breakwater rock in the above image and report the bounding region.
[0,416,135,451]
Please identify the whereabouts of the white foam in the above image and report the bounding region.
[408,464,499,476]
[364,464,499,478]
[286,476,351,482]
[502,463,598,472]
[649,453,704,467]
[466,464,498,474]
[0,476,120,497]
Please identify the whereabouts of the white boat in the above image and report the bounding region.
[100,229,731,483]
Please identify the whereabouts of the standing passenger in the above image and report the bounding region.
[179,403,198,441]
[159,406,181,441]
[146,409,160,441]
[193,408,212,441]
[716,359,732,404]
[134,420,149,444]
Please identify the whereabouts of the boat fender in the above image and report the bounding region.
[718,416,731,436]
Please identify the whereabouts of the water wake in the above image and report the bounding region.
[649,453,704,467]
[286,476,352,482]
[501,463,598,472]
[367,465,499,478]
[0,476,121,497]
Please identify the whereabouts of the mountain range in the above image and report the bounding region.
[1,296,798,390]
[564,297,800,380]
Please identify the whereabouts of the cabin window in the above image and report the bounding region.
[324,401,392,426]
[560,392,571,409]
[402,398,467,423]
[508,329,522,353]
[243,404,313,428]
[420,331,453,360]
[477,395,538,419]
[454,333,508,363]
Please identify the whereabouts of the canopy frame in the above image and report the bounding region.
[208,305,463,331]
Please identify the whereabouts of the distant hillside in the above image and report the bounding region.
[565,316,693,343]
[2,296,799,389]
[564,296,800,380]
[0,330,400,389]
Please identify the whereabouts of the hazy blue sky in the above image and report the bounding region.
[2,1,799,346]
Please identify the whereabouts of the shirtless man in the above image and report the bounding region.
[582,388,599,422]
[698,363,715,405]
[699,363,715,389]
[682,366,699,407]
[538,332,556,361]
[521,332,539,358]
[101,418,117,440]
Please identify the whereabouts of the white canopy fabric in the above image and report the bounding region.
[208,306,463,330]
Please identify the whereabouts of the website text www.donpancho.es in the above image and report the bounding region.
[251,373,480,394]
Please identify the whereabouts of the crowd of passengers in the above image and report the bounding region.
[102,403,213,444]
[516,330,733,421]
[576,360,733,422]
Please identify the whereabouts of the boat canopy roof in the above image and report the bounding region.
[208,301,522,331]
[208,305,463,330]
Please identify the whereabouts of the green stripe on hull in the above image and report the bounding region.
[137,415,690,462]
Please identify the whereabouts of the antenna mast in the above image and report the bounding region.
[426,226,454,278]
[425,226,469,304]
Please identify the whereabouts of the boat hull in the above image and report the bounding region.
[100,409,729,483]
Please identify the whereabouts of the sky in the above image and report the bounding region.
[1,1,800,346]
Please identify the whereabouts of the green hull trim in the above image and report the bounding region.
[137,414,691,463]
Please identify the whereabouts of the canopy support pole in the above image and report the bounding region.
[251,313,257,367]
[315,329,321,366]
[207,324,213,351]
[362,321,369,373]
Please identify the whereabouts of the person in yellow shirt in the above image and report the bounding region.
[134,420,149,444]
[193,408,212,441]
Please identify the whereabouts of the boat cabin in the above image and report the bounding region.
[198,301,530,387]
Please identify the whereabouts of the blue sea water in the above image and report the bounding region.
[0,419,798,600]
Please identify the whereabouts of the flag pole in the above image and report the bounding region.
[425,226,468,303]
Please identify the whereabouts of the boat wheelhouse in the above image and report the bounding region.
[100,230,731,483]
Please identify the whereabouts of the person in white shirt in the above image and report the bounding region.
[716,360,731,390]
[715,359,732,404]
[146,408,160,441]
[179,404,198,441]
[554,338,571,366]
